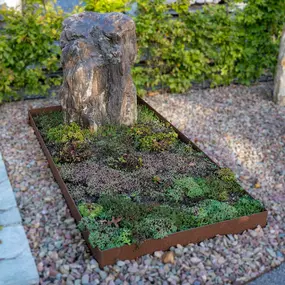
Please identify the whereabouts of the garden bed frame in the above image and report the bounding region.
[28,98,268,268]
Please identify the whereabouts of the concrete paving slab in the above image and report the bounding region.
[0,179,16,211]
[248,263,285,285]
[0,225,29,259]
[0,206,22,226]
[0,245,39,285]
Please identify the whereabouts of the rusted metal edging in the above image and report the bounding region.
[29,102,268,268]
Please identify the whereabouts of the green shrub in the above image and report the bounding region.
[0,2,63,102]
[84,0,129,12]
[97,195,146,223]
[133,0,285,95]
[150,205,197,231]
[0,1,84,103]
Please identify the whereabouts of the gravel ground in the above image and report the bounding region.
[0,81,284,284]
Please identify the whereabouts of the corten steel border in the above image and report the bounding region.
[28,100,268,268]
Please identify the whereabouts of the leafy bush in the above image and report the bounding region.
[133,0,285,95]
[1,0,284,101]
[84,0,129,12]
[0,2,64,102]
[34,111,63,136]
[0,1,84,103]
[46,122,92,162]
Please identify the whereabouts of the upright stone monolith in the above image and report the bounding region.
[60,12,137,131]
[274,26,285,106]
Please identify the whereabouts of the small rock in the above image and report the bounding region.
[162,251,175,264]
[59,265,70,274]
[154,251,164,258]
[190,257,202,264]
[99,270,107,280]
[37,262,44,272]
[82,274,89,284]
[116,260,125,267]
[218,257,226,264]
[175,248,183,257]
[64,218,74,225]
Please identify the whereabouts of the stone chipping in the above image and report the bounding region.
[0,81,284,284]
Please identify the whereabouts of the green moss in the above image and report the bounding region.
[165,186,184,203]
[136,216,177,240]
[196,200,238,226]
[150,205,197,231]
[78,218,132,250]
[234,196,264,217]
[78,203,103,219]
[97,195,146,224]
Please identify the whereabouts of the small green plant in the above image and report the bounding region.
[196,200,238,226]
[47,122,90,144]
[78,217,132,250]
[217,168,236,182]
[97,195,146,224]
[34,112,63,137]
[234,196,264,217]
[78,203,103,218]
[46,122,92,162]
[136,216,177,240]
[166,177,204,203]
[131,123,178,152]
[108,153,143,171]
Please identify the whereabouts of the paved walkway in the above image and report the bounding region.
[0,152,39,285]
[248,263,285,284]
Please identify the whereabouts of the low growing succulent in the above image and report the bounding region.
[78,203,103,219]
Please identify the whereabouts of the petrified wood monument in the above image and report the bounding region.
[274,26,285,106]
[59,12,138,131]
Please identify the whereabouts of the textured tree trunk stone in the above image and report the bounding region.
[274,27,285,106]
[60,12,137,131]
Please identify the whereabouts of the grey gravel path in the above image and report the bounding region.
[0,82,284,284]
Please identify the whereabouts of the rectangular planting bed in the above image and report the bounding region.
[29,98,267,268]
